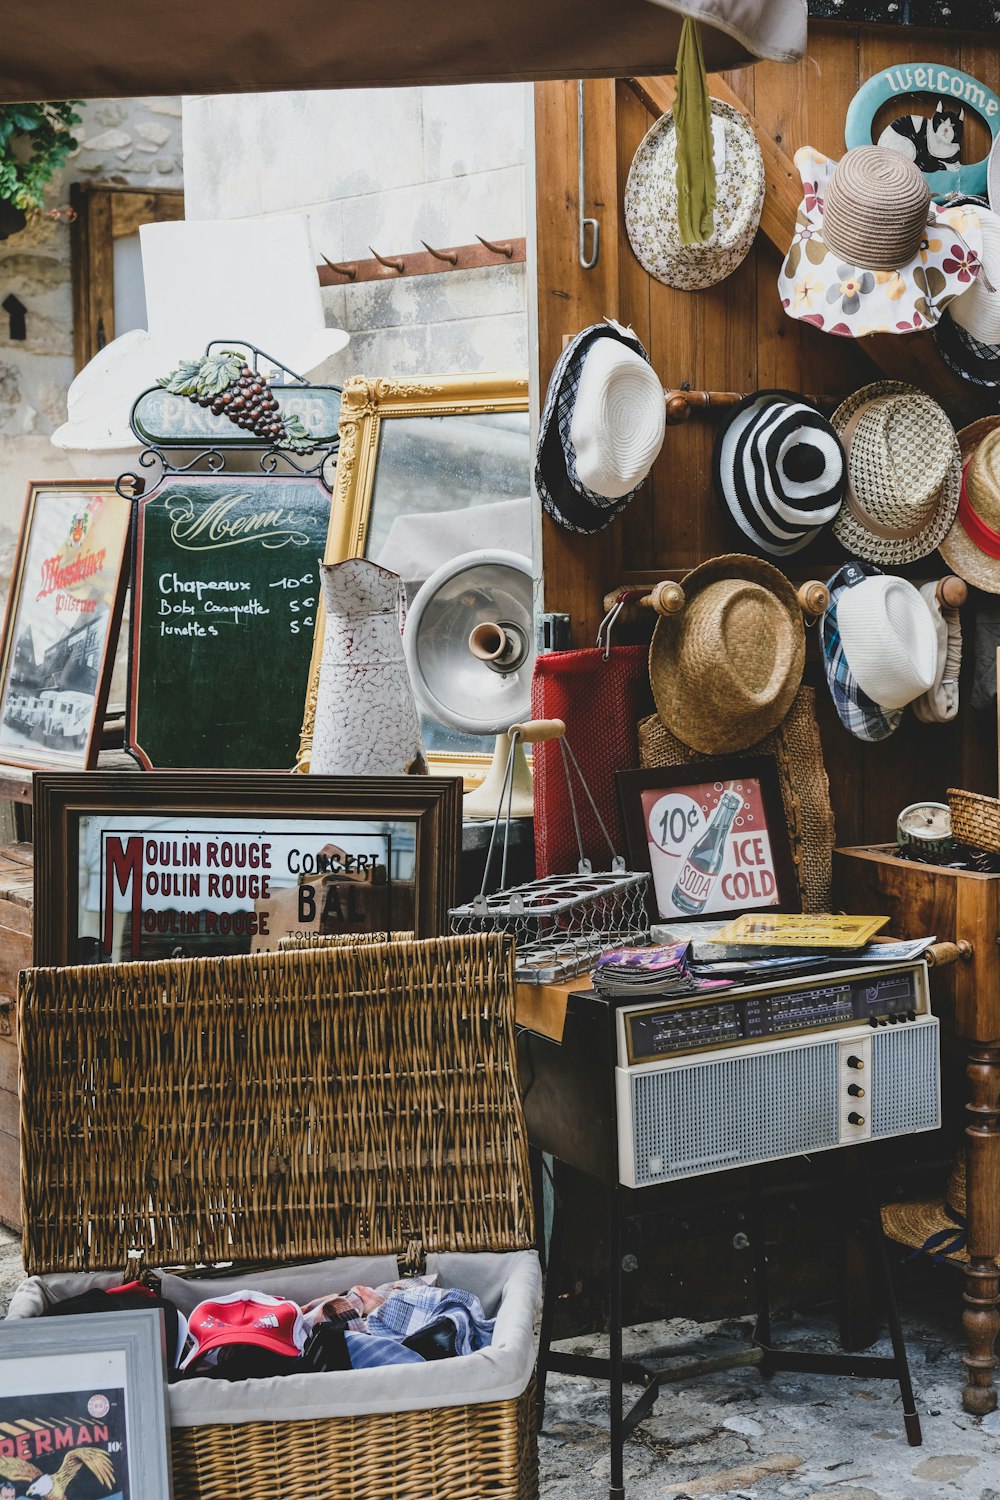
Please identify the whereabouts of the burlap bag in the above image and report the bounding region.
[638,685,835,913]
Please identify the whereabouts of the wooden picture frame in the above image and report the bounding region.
[617,758,801,924]
[296,371,531,783]
[0,481,131,773]
[33,771,463,965]
[0,1309,172,1499]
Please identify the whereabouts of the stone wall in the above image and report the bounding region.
[181,85,530,383]
[0,97,182,597]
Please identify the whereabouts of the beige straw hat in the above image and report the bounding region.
[939,415,1000,594]
[830,381,961,566]
[649,553,804,755]
[881,1154,968,1263]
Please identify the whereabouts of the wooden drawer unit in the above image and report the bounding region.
[0,841,32,1230]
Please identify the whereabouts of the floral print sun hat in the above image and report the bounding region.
[778,144,982,338]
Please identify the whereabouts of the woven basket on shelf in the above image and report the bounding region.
[18,934,537,1500]
[947,788,1000,854]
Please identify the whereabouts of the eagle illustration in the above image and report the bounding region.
[0,1448,116,1496]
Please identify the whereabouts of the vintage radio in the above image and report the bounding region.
[518,960,940,1188]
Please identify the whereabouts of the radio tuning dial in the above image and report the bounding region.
[848,1112,866,1127]
[847,1055,864,1070]
[848,1084,865,1098]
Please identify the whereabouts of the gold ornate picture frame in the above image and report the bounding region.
[297,371,531,778]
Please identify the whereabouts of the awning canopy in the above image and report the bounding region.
[1,0,806,103]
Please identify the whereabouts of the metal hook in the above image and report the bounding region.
[475,233,514,260]
[421,239,459,265]
[578,80,600,271]
[369,245,405,273]
[321,253,358,280]
[595,595,626,661]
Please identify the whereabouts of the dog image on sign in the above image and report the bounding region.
[641,777,780,922]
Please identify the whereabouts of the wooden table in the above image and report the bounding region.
[834,844,1000,1415]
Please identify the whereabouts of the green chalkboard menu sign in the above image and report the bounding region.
[128,474,330,768]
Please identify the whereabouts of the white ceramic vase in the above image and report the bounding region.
[310,558,426,775]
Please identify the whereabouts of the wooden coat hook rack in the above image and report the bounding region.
[663,388,841,423]
[317,235,526,286]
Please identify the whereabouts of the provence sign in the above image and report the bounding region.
[845,64,1000,200]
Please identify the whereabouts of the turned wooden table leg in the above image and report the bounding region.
[963,1042,1000,1415]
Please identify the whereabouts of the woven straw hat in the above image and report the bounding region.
[939,415,1000,594]
[625,98,765,291]
[881,1155,968,1263]
[649,554,804,755]
[830,380,961,565]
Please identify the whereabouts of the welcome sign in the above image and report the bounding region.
[845,63,1000,199]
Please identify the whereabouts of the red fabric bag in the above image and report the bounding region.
[531,645,653,877]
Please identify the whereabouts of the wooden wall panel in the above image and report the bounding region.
[535,24,998,848]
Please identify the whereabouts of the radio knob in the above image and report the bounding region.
[887,1014,898,1024]
[906,1011,916,1022]
[848,1084,865,1098]
[847,1055,864,1070]
[868,1017,878,1028]
[848,1112,866,1127]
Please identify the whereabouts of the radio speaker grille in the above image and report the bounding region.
[871,1024,939,1138]
[629,1043,840,1186]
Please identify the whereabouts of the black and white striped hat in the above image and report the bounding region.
[713,390,846,556]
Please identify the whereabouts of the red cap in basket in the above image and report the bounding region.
[181,1290,308,1370]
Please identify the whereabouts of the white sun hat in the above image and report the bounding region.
[568,337,666,500]
[835,573,938,711]
[948,202,1000,347]
[51,214,348,474]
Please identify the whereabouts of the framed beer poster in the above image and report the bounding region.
[617,759,799,923]
[0,1310,172,1499]
[0,482,130,772]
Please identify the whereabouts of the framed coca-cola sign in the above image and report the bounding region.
[617,759,800,924]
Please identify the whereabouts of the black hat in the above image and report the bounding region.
[713,389,846,556]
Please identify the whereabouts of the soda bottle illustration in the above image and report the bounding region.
[671,789,742,915]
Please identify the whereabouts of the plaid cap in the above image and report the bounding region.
[535,320,654,535]
[820,561,903,743]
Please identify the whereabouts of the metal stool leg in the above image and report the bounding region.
[609,1183,625,1500]
[535,1158,565,1427]
[864,1174,923,1447]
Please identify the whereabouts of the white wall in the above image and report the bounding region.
[181,84,531,382]
[0,97,183,588]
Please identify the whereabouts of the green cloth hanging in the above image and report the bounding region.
[674,17,716,246]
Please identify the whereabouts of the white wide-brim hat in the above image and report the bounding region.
[624,98,765,291]
[568,338,666,500]
[835,573,938,710]
[949,203,1000,346]
[52,214,348,458]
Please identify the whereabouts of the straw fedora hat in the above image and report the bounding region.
[625,98,765,291]
[881,1154,968,1263]
[779,146,982,338]
[648,554,804,754]
[939,415,1000,594]
[830,380,962,566]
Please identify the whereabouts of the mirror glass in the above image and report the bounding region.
[366,409,533,755]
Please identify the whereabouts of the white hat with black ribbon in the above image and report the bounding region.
[713,389,846,556]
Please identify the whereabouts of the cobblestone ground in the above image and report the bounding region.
[3,1227,999,1497]
[541,1299,1000,1500]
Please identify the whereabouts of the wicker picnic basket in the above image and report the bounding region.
[947,788,1000,854]
[16,934,538,1500]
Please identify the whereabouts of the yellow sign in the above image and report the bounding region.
[709,913,889,949]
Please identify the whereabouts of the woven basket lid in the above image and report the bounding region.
[18,935,533,1276]
[881,1155,967,1263]
[649,553,804,755]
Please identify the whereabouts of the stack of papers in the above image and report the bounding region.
[592,941,736,1000]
